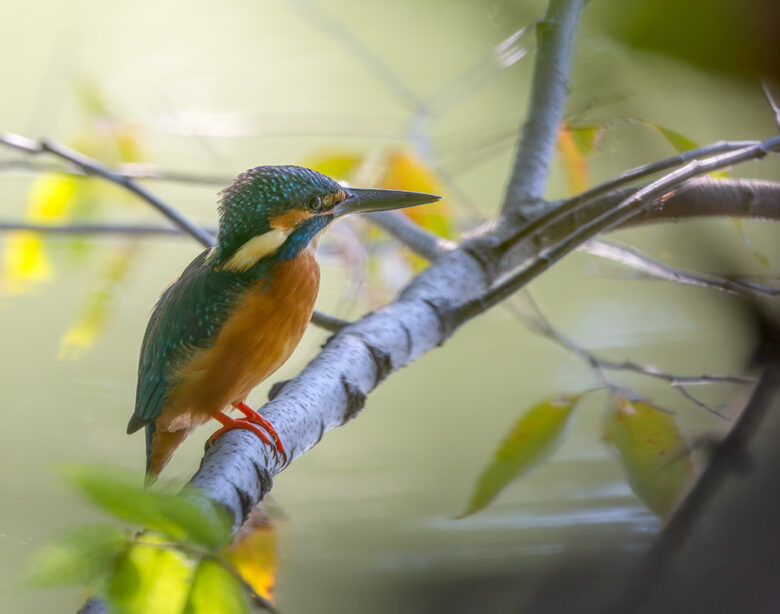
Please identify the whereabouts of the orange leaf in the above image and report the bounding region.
[557,123,590,196]
[223,511,277,604]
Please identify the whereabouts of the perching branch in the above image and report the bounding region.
[187,141,780,532]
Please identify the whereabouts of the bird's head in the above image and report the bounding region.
[212,165,440,271]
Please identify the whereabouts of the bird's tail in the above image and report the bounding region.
[143,423,187,487]
[144,423,157,488]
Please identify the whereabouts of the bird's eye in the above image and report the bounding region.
[308,196,324,212]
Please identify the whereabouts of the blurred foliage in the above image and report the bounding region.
[59,243,137,359]
[1,83,145,360]
[464,393,692,520]
[64,466,231,551]
[306,147,457,300]
[460,395,581,518]
[28,466,277,613]
[603,399,692,519]
[599,0,780,81]
[224,511,278,605]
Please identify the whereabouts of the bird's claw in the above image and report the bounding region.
[210,410,287,464]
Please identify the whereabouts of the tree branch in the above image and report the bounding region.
[367,210,455,260]
[501,0,585,218]
[0,134,217,247]
[582,238,780,297]
[464,137,780,322]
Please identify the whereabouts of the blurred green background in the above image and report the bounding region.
[1,0,779,612]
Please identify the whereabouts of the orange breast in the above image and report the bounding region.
[157,248,321,433]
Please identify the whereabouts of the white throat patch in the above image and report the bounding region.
[219,229,288,272]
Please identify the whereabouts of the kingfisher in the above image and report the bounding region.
[127,165,439,482]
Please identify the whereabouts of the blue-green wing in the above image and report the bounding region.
[128,250,248,432]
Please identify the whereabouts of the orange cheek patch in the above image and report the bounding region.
[270,209,312,232]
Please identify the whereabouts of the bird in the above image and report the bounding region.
[127,165,440,483]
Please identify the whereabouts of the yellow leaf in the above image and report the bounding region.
[59,245,136,359]
[108,538,193,614]
[28,175,81,221]
[382,149,455,240]
[184,559,248,614]
[460,395,581,518]
[223,511,277,604]
[302,151,364,183]
[1,232,52,293]
[557,123,590,196]
[603,398,692,519]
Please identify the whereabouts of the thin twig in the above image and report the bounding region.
[510,292,748,417]
[0,221,210,236]
[0,133,215,247]
[761,79,780,132]
[582,239,780,298]
[368,211,455,260]
[502,0,585,218]
[0,157,235,186]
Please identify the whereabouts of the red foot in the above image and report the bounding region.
[209,412,285,463]
[232,401,287,463]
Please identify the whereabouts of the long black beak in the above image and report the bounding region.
[333,187,441,217]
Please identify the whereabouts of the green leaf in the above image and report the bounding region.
[65,466,231,550]
[460,395,581,517]
[650,124,699,153]
[566,123,605,157]
[184,559,248,614]
[26,525,128,589]
[603,398,692,519]
[108,539,194,614]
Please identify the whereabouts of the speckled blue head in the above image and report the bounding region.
[215,165,344,264]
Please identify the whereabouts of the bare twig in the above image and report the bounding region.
[510,292,749,417]
[761,79,780,132]
[502,0,585,218]
[368,211,455,260]
[0,221,196,236]
[0,133,215,247]
[582,239,780,298]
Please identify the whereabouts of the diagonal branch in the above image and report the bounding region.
[0,134,216,247]
[463,136,780,321]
